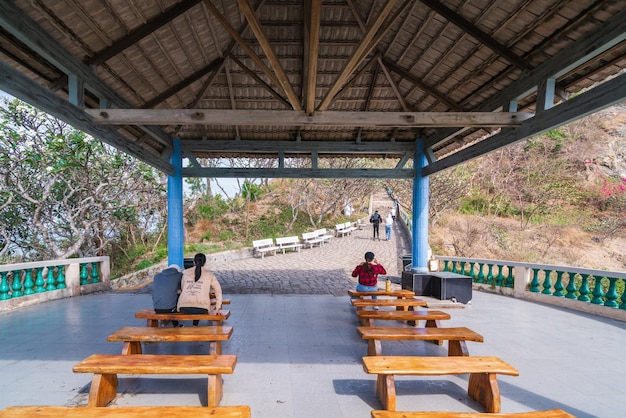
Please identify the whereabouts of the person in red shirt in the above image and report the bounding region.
[352,251,387,300]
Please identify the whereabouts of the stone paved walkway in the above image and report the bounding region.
[211,193,409,296]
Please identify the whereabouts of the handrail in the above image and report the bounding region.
[0,257,110,312]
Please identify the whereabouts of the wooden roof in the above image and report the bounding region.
[1,0,625,178]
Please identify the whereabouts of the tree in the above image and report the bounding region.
[0,99,167,261]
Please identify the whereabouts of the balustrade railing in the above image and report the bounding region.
[437,256,626,311]
[0,257,110,311]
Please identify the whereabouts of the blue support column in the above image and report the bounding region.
[411,138,429,273]
[167,139,184,268]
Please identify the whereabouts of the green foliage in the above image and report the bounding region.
[197,195,229,221]
[136,260,153,270]
[201,231,212,241]
[186,242,221,254]
[241,180,263,201]
[219,230,236,241]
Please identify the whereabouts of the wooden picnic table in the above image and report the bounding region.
[107,325,233,355]
[135,308,230,327]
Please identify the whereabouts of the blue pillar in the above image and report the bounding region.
[167,139,184,268]
[411,138,429,273]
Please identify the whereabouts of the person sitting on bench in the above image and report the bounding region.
[352,251,387,305]
[177,253,224,326]
[152,264,183,327]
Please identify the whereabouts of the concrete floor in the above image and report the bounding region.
[1,290,625,418]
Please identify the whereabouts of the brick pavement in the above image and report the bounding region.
[212,194,411,296]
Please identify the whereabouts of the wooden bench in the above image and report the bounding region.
[275,236,303,253]
[357,326,483,356]
[72,353,237,407]
[349,289,415,298]
[107,325,233,355]
[135,308,231,327]
[370,409,575,418]
[351,299,427,311]
[252,238,279,258]
[362,356,519,412]
[357,309,451,330]
[0,405,252,417]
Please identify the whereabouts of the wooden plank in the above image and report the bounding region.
[370,409,574,418]
[72,354,237,375]
[357,309,450,325]
[357,326,483,356]
[107,326,233,342]
[362,356,518,376]
[85,109,533,127]
[107,326,233,355]
[0,406,252,417]
[135,308,230,321]
[348,289,415,298]
[351,299,427,308]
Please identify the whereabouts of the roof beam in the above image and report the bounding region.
[182,167,415,179]
[141,57,225,108]
[423,7,626,149]
[423,70,626,176]
[86,0,203,66]
[237,0,302,111]
[87,109,533,127]
[180,140,415,154]
[0,0,172,149]
[203,0,293,108]
[228,55,292,109]
[304,0,322,115]
[419,0,529,70]
[317,0,398,111]
[0,60,173,175]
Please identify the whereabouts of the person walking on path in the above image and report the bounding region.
[152,264,183,327]
[352,251,387,302]
[384,212,394,241]
[177,253,223,326]
[369,210,382,240]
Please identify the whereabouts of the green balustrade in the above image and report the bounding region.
[591,276,605,305]
[0,271,11,300]
[529,268,540,293]
[605,278,619,308]
[451,261,458,274]
[620,284,626,310]
[91,262,100,283]
[22,268,35,295]
[487,264,495,287]
[45,267,56,290]
[459,261,467,275]
[578,273,591,302]
[11,270,23,297]
[541,269,553,295]
[476,263,485,284]
[34,268,46,292]
[56,266,66,289]
[565,273,578,299]
[469,262,477,281]
[504,266,514,288]
[443,260,450,272]
[495,265,504,287]
[553,271,565,297]
[80,264,89,285]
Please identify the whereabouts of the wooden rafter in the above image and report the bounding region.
[202,0,287,104]
[304,0,322,115]
[228,55,292,109]
[237,0,302,111]
[317,0,398,111]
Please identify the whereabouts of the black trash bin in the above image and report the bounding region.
[401,254,412,272]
